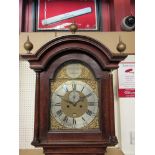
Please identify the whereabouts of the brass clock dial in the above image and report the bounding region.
[51,81,98,129]
[50,63,99,130]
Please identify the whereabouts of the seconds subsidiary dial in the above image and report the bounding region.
[51,81,98,129]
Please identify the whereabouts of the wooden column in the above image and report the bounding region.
[32,72,40,145]
[102,0,111,31]
[109,0,132,31]
[19,0,23,32]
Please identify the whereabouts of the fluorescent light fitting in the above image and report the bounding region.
[42,7,92,26]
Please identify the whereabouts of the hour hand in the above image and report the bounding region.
[75,93,92,105]
[73,96,84,106]
[56,94,73,104]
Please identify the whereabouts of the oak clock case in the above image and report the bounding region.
[21,35,127,155]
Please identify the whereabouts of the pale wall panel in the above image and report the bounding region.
[19,32,135,55]
[119,55,135,155]
[19,60,36,149]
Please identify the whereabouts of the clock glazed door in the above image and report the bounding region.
[39,53,108,141]
[21,35,127,155]
[40,55,113,155]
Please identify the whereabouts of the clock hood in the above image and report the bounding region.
[21,35,127,72]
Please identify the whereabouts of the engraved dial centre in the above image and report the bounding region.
[61,91,88,118]
[69,91,80,103]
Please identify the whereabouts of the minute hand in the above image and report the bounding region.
[62,98,73,104]
[75,93,92,105]
[56,94,73,105]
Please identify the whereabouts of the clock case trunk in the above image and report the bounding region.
[21,35,127,155]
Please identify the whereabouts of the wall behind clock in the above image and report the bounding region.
[19,32,135,55]
[19,60,36,149]
[113,55,135,155]
[119,55,135,155]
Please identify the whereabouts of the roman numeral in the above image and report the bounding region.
[81,86,85,92]
[56,94,63,98]
[66,88,69,92]
[54,102,61,106]
[88,102,96,106]
[82,117,86,121]
[86,110,93,116]
[63,85,68,92]
[82,117,88,126]
[72,83,76,91]
[73,118,76,125]
[56,110,62,116]
[86,93,92,98]
[63,116,68,123]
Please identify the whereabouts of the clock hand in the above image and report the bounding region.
[74,93,92,106]
[74,97,84,106]
[56,94,73,105]
[63,98,73,104]
[80,93,92,101]
[71,82,78,105]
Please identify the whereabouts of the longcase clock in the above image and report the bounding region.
[21,35,127,155]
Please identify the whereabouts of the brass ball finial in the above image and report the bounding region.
[69,21,78,34]
[24,36,33,54]
[116,36,126,53]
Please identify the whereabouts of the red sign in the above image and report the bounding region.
[37,0,98,30]
[118,62,135,98]
[118,89,135,98]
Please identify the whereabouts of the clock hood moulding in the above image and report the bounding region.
[21,35,127,71]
